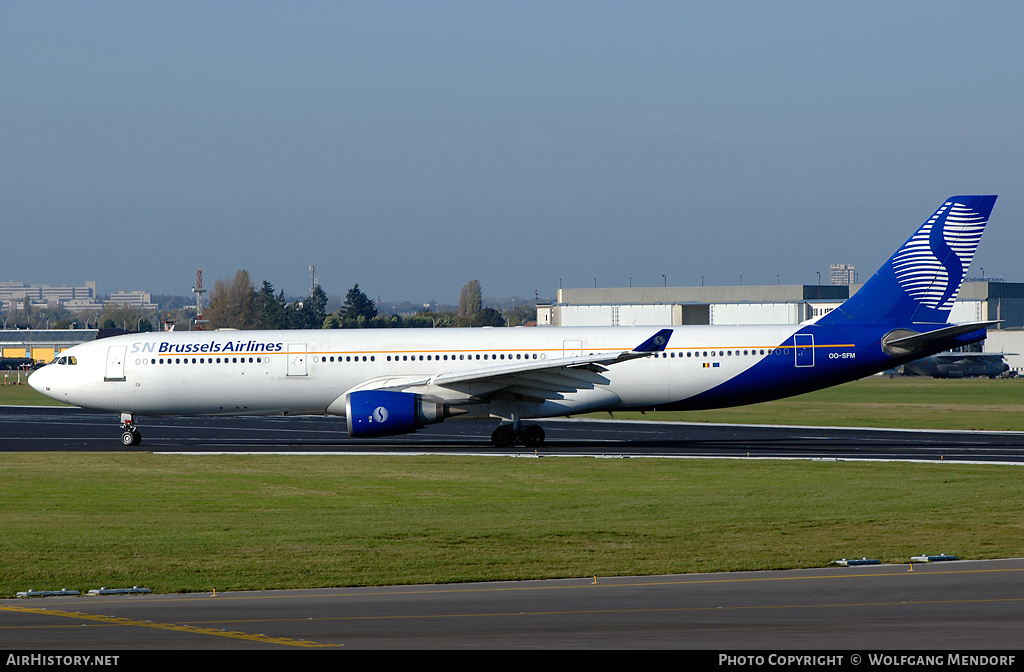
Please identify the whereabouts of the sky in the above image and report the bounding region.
[3,1,1023,304]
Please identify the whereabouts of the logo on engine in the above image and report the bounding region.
[372,406,389,424]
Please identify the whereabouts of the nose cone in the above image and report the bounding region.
[28,366,50,395]
[28,365,64,402]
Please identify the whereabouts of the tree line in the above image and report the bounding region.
[1,272,534,332]
[1,300,155,331]
[204,271,531,330]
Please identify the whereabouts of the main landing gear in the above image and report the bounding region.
[490,422,545,449]
[120,412,142,447]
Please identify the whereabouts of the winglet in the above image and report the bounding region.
[633,328,673,353]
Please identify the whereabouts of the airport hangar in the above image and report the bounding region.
[1,329,100,366]
[537,280,1024,375]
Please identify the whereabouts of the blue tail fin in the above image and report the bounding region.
[819,195,997,325]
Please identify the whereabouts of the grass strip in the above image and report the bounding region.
[1,453,1021,595]
[0,379,61,406]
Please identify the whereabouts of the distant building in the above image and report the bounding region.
[538,281,1024,330]
[0,281,98,310]
[0,281,160,313]
[107,291,158,311]
[539,284,850,327]
[830,264,857,286]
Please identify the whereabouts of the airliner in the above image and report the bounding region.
[30,195,998,448]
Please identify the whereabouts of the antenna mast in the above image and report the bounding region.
[192,267,209,331]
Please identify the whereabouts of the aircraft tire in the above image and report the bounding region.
[491,424,515,448]
[121,430,141,447]
[521,424,545,447]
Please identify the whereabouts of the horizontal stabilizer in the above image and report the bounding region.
[882,321,998,356]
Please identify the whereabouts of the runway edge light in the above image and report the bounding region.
[87,586,152,595]
[910,553,959,563]
[832,558,880,567]
[16,588,80,598]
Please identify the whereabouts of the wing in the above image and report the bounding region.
[328,328,673,411]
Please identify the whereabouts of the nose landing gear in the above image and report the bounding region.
[120,413,142,447]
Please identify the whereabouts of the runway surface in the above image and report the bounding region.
[3,405,1024,463]
[2,558,1022,649]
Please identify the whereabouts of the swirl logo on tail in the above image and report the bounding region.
[891,200,988,311]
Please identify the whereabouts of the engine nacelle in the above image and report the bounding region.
[345,390,445,438]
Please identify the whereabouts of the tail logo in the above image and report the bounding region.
[891,200,987,311]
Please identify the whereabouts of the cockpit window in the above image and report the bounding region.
[50,356,77,365]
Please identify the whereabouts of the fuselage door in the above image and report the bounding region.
[104,345,127,382]
[287,344,307,376]
[794,334,814,368]
[563,340,583,358]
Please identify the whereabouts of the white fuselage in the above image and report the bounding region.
[30,324,810,420]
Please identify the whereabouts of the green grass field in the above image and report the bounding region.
[1,454,1021,596]
[2,375,1023,596]
[0,376,53,405]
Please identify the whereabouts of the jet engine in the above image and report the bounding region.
[345,390,446,437]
